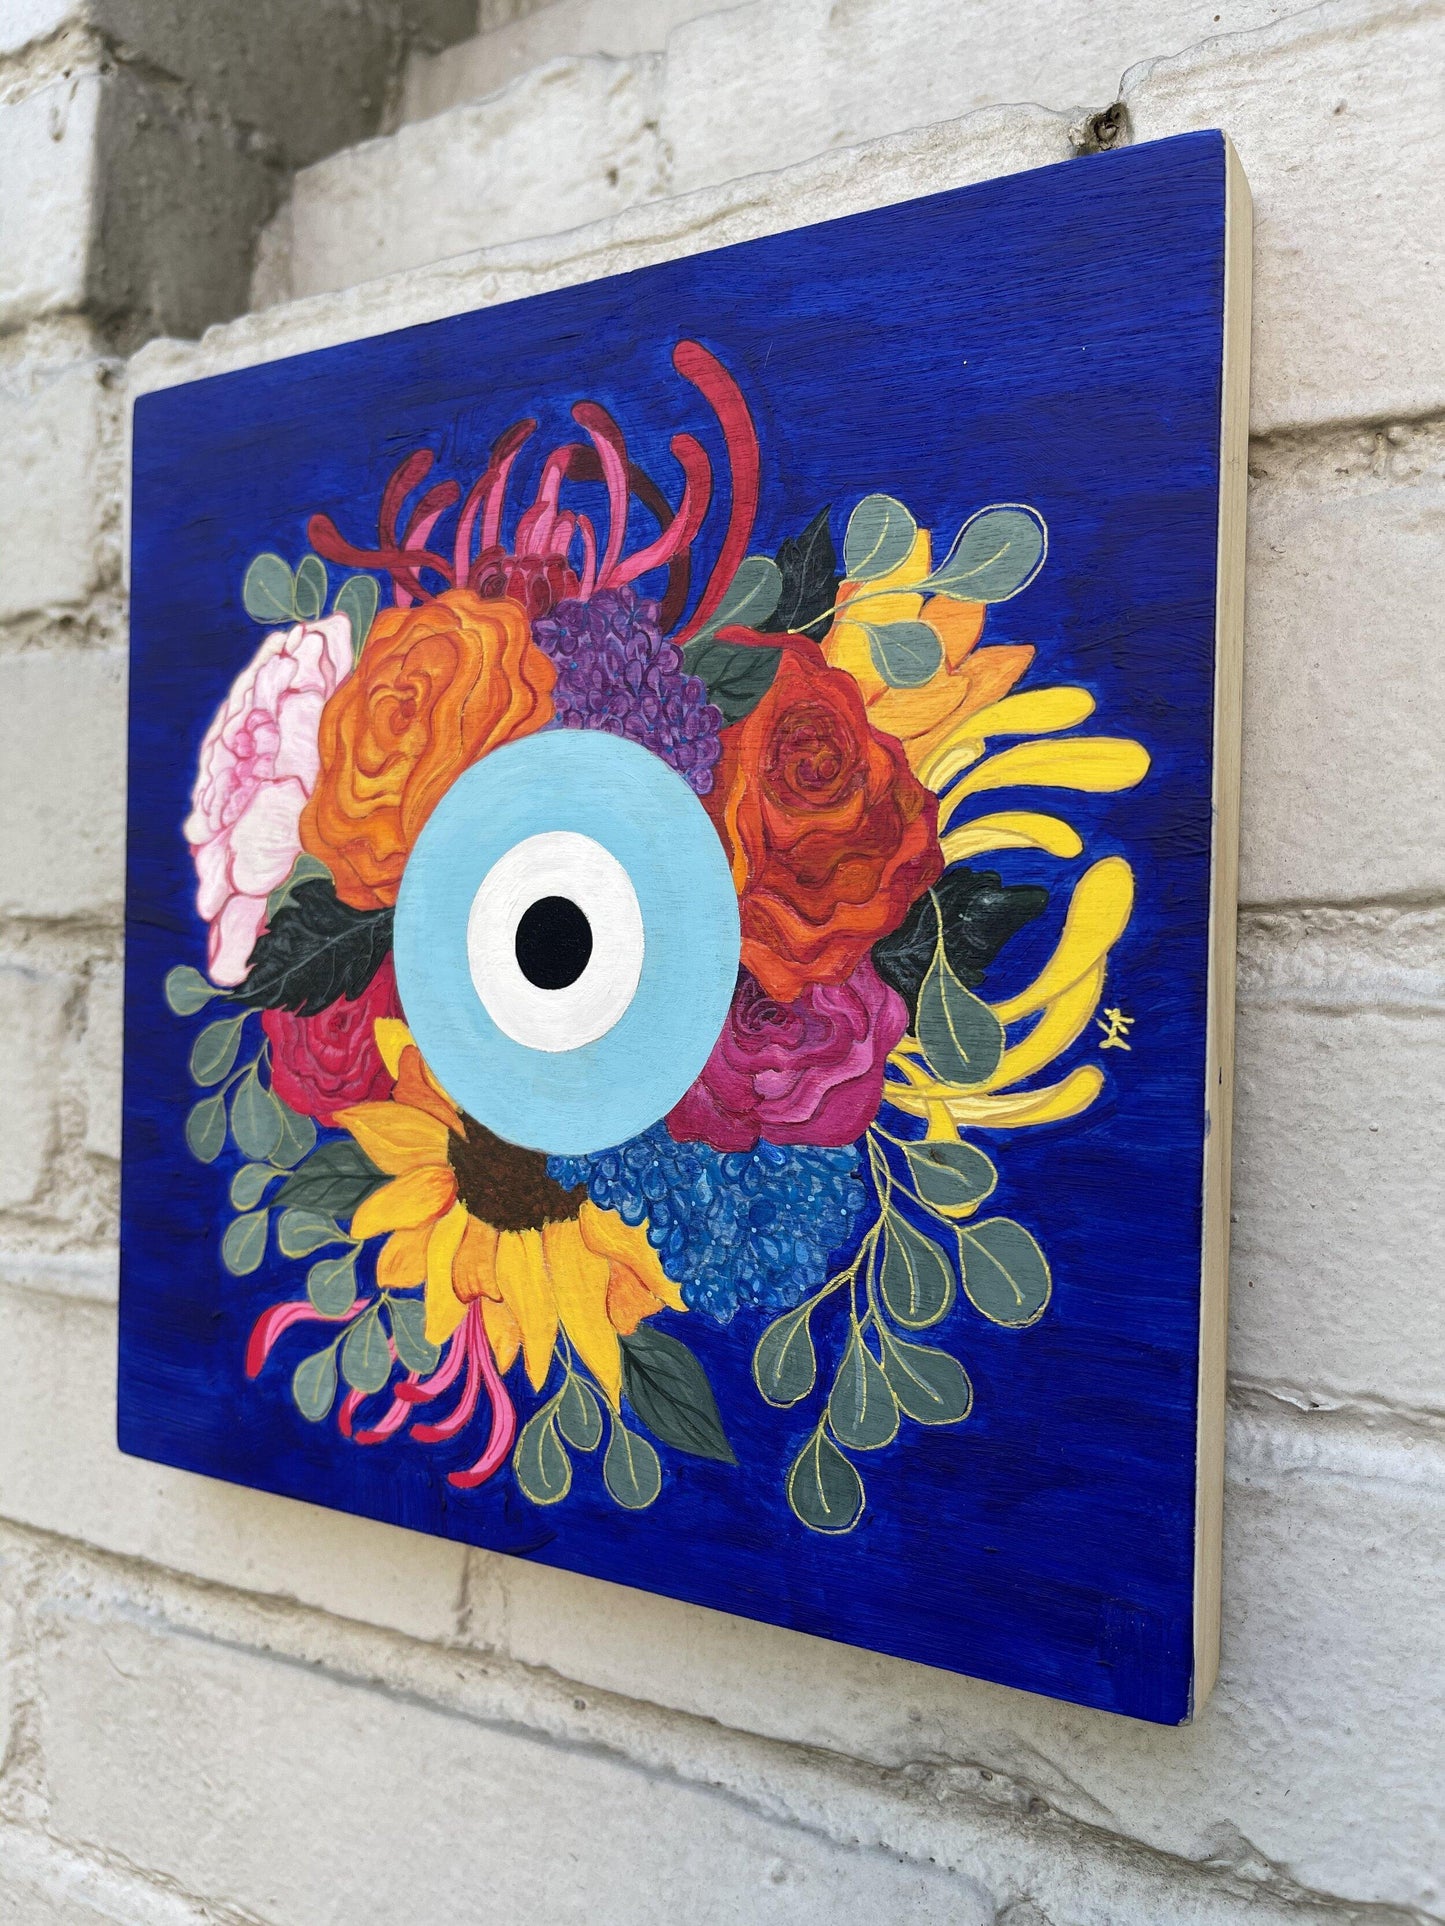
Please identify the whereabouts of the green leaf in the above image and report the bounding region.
[827,1323,898,1451]
[862,619,943,689]
[878,1329,972,1425]
[276,1137,386,1219]
[603,1420,662,1510]
[340,1306,391,1393]
[265,852,333,921]
[292,552,327,621]
[557,1374,603,1452]
[242,552,297,625]
[688,554,782,644]
[231,880,393,1018]
[619,1326,736,1464]
[165,964,218,1016]
[680,636,783,726]
[221,1210,269,1276]
[230,1066,283,1162]
[514,1404,572,1505]
[230,1162,281,1211]
[335,572,379,655]
[189,1014,246,1086]
[843,493,917,581]
[184,1094,228,1164]
[771,506,839,637]
[787,1426,865,1534]
[920,504,1047,603]
[872,869,1048,1016]
[387,1296,440,1376]
[292,1347,338,1422]
[277,1207,346,1259]
[960,1217,1052,1327]
[273,1103,318,1169]
[878,1210,955,1330]
[752,1301,817,1407]
[902,1139,997,1216]
[307,1250,358,1317]
[916,951,1005,1087]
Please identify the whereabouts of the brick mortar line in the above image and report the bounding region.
[0,1816,268,1925]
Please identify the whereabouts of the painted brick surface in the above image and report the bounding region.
[0,354,114,624]
[0,76,97,336]
[0,964,70,1209]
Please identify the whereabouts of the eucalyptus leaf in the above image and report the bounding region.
[787,1426,865,1534]
[960,1217,1052,1326]
[387,1295,440,1376]
[916,952,1005,1087]
[920,504,1047,603]
[307,1250,358,1318]
[827,1323,899,1451]
[165,964,218,1016]
[265,852,332,921]
[292,552,327,621]
[221,1210,269,1276]
[230,1066,283,1162]
[273,1103,319,1170]
[902,1139,998,1216]
[557,1375,603,1452]
[863,619,943,689]
[335,572,379,656]
[603,1420,661,1510]
[340,1307,391,1394]
[184,1094,228,1164]
[514,1404,571,1505]
[688,554,782,644]
[752,1301,817,1407]
[843,493,917,581]
[878,1330,973,1425]
[242,552,297,625]
[277,1207,346,1260]
[878,1209,956,1330]
[230,1162,281,1212]
[189,1014,246,1087]
[292,1346,338,1423]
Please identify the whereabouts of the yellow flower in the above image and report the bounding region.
[336,1021,682,1406]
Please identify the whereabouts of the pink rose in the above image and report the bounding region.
[184,616,353,985]
[262,957,402,1125]
[667,957,908,1152]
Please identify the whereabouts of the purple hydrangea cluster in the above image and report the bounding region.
[532,587,723,795]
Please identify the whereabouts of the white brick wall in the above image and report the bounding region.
[2,0,1442,1920]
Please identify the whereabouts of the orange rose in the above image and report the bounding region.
[301,590,554,909]
[705,636,942,1002]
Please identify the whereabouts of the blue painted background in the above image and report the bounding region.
[122,132,1227,1724]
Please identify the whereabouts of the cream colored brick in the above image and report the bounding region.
[0,962,69,1209]
[0,355,113,624]
[0,75,97,335]
[77,960,121,1162]
[0,649,126,919]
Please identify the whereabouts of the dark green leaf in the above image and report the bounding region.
[863,619,943,689]
[902,1139,997,1216]
[230,1066,283,1162]
[514,1404,571,1505]
[680,634,783,726]
[771,506,839,637]
[335,573,379,655]
[557,1375,603,1451]
[688,554,782,644]
[276,1137,387,1219]
[292,553,327,621]
[920,504,1046,603]
[185,1094,228,1164]
[872,869,1049,1016]
[916,952,1005,1087]
[242,552,296,625]
[265,853,332,921]
[620,1326,735,1464]
[787,1426,864,1533]
[292,1347,338,1422]
[387,1295,440,1375]
[307,1250,358,1317]
[960,1217,1052,1326]
[843,493,917,581]
[277,1207,346,1259]
[189,1014,246,1086]
[273,1102,318,1169]
[878,1330,973,1425]
[230,1162,281,1211]
[231,880,393,1017]
[340,1306,391,1393]
[221,1210,268,1276]
[752,1301,817,1407]
[603,1420,662,1509]
[878,1209,955,1329]
[165,964,218,1016]
[827,1323,898,1450]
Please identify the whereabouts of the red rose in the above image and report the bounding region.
[262,956,402,1125]
[704,635,942,1001]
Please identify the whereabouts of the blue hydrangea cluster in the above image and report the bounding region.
[549,1124,868,1323]
[532,587,723,795]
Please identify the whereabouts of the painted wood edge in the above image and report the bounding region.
[1189,132,1252,1720]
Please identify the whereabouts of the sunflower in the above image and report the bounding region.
[335,1021,683,1405]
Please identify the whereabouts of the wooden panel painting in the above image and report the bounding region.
[121,131,1249,1723]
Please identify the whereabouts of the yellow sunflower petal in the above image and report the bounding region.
[945,736,1151,805]
[424,1202,469,1346]
[544,1220,622,1408]
[337,1100,451,1177]
[453,1214,501,1303]
[578,1202,685,1313]
[493,1228,557,1391]
[376,1223,430,1289]
[979,963,1106,1093]
[947,1064,1106,1127]
[964,686,1096,740]
[372,1019,413,1080]
[940,810,1085,864]
[350,1163,457,1240]
[992,858,1134,1025]
[482,1295,521,1374]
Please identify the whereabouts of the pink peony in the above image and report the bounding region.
[184,616,353,986]
[667,956,908,1153]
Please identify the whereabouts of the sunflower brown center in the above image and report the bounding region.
[446,1114,585,1233]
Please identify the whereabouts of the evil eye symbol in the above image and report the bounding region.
[394,729,740,1157]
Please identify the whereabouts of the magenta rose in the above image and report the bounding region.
[667,957,907,1152]
[262,957,402,1125]
[184,615,353,986]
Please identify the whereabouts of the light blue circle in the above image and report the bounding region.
[394,729,741,1157]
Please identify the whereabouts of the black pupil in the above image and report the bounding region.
[515,896,593,991]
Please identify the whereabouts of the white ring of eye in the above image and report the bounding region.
[466,830,645,1053]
